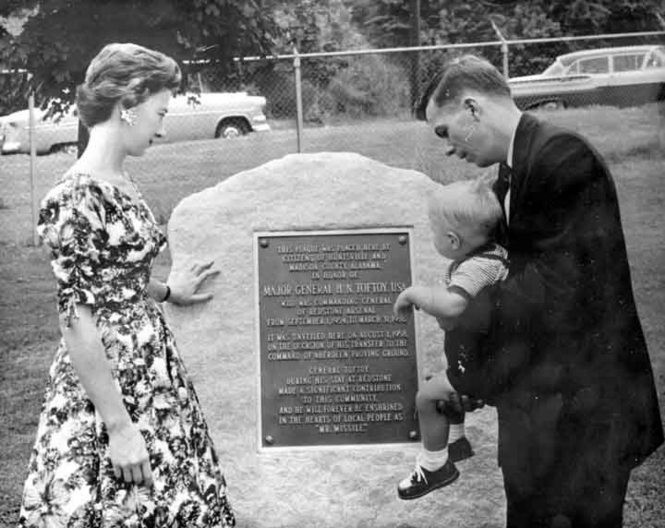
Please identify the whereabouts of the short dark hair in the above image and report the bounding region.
[415,55,511,120]
[76,43,181,128]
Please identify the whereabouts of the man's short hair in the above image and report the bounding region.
[415,55,511,120]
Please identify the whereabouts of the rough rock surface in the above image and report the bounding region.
[165,152,505,527]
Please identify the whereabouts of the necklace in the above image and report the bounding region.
[120,171,143,201]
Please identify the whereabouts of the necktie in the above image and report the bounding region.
[492,163,512,248]
[495,163,511,220]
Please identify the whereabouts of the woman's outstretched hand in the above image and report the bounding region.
[167,260,220,305]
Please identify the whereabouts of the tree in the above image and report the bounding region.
[245,0,372,121]
[350,0,663,82]
[549,0,663,36]
[347,0,415,49]
[0,0,279,113]
[0,17,29,115]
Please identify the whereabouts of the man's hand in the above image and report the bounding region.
[436,316,459,331]
[436,392,485,415]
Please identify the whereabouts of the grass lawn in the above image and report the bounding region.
[1,104,664,527]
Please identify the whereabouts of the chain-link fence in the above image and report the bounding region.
[1,30,664,245]
[236,29,665,139]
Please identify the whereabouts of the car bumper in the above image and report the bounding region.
[1,140,21,154]
[252,123,271,133]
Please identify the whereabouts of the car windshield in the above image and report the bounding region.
[542,60,565,76]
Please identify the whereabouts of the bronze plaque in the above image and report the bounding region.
[256,229,419,448]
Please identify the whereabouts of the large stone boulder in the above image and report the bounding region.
[165,152,503,528]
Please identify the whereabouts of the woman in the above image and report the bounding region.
[18,43,235,527]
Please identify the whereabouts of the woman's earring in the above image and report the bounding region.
[464,125,476,142]
[120,108,137,127]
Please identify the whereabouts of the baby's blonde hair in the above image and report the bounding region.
[427,176,502,239]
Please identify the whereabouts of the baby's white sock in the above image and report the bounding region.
[418,447,449,471]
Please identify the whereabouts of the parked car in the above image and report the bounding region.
[161,92,270,143]
[509,45,665,110]
[0,91,270,155]
[1,105,79,155]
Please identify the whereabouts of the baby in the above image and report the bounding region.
[395,177,508,500]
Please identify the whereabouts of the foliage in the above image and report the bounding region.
[234,0,663,121]
[351,0,663,48]
[350,0,664,80]
[247,0,389,122]
[0,69,29,115]
[550,0,663,35]
[505,0,665,75]
[0,0,278,113]
[347,0,414,48]
[1,0,662,119]
[327,54,410,118]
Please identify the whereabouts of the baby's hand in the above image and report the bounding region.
[393,289,416,318]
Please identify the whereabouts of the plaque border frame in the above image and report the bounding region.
[253,227,422,453]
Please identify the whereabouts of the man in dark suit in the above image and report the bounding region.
[416,55,663,528]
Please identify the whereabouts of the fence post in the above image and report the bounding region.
[293,47,304,153]
[490,18,509,79]
[28,93,39,247]
[409,0,422,112]
[658,98,665,152]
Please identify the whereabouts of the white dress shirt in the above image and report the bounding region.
[504,120,519,224]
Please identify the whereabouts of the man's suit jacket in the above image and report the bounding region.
[481,113,663,480]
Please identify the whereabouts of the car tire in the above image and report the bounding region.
[50,143,78,155]
[60,144,78,155]
[215,119,249,139]
[538,100,566,111]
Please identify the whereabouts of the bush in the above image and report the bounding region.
[251,64,337,123]
[325,54,411,119]
[0,71,29,115]
[239,54,417,123]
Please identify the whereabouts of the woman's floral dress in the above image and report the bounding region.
[18,173,235,528]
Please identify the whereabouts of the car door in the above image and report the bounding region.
[160,95,193,144]
[568,55,610,106]
[607,51,663,107]
[160,94,212,145]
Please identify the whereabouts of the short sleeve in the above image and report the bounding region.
[38,179,107,326]
[449,248,509,298]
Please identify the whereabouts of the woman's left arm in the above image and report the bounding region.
[148,278,171,303]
